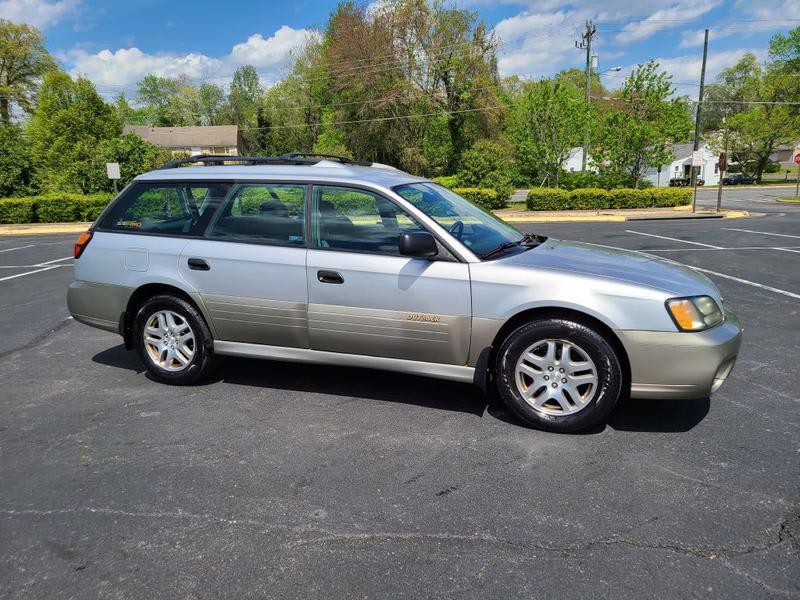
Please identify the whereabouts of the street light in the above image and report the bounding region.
[599,66,623,75]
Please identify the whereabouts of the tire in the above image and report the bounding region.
[493,318,623,433]
[133,294,216,385]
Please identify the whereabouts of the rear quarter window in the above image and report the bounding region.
[99,182,230,236]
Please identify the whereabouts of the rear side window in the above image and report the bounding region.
[100,183,230,236]
[207,184,306,246]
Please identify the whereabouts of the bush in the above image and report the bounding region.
[525,188,570,211]
[452,188,501,210]
[457,140,514,207]
[432,175,459,189]
[526,187,691,211]
[0,193,113,224]
[0,198,36,224]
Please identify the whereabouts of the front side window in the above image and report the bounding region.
[208,183,305,246]
[101,183,230,236]
[311,185,425,255]
[394,182,522,257]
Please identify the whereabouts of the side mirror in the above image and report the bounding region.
[399,231,438,258]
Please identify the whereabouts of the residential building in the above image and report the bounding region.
[644,142,721,187]
[123,125,239,156]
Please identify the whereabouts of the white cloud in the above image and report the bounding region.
[229,25,311,67]
[67,47,222,89]
[733,0,800,19]
[494,10,590,76]
[678,28,739,49]
[614,1,721,44]
[66,25,311,96]
[0,0,78,28]
[611,47,767,99]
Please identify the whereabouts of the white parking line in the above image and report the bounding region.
[723,227,800,240]
[0,266,60,283]
[644,246,800,252]
[0,265,70,269]
[625,230,724,249]
[34,256,73,266]
[0,244,35,253]
[589,242,800,301]
[688,266,800,300]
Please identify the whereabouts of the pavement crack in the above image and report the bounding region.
[0,317,72,361]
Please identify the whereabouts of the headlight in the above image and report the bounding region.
[666,296,724,331]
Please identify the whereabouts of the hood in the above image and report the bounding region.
[501,238,720,299]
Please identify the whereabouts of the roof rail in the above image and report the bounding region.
[278,152,372,166]
[158,153,373,169]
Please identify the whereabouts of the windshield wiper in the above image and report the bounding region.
[480,233,545,260]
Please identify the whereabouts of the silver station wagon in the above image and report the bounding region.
[68,153,742,432]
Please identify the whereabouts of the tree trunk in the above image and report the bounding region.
[0,98,10,125]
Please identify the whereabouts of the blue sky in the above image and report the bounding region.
[2,0,799,100]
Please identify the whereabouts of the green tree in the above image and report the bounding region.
[136,74,201,126]
[0,123,34,196]
[198,83,226,126]
[87,133,171,192]
[112,93,148,125]
[228,65,263,153]
[28,71,121,193]
[506,79,587,186]
[703,45,800,182]
[456,139,514,204]
[593,61,692,187]
[0,19,57,123]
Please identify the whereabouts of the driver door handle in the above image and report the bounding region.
[317,270,344,284]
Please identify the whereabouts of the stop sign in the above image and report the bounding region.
[794,153,800,165]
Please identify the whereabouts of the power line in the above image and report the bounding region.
[238,104,505,131]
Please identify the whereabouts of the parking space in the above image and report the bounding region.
[1,203,799,598]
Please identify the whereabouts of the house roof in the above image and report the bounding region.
[123,125,239,148]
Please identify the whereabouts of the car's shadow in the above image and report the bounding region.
[92,345,710,432]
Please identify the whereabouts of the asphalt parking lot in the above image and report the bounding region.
[1,189,798,598]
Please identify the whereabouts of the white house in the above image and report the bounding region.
[644,142,721,187]
[562,147,598,173]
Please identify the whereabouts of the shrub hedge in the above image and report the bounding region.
[452,187,503,210]
[0,193,113,224]
[526,187,692,211]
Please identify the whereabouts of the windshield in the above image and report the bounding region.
[393,182,524,257]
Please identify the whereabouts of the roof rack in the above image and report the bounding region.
[158,152,373,169]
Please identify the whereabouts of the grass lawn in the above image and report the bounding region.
[777,196,800,203]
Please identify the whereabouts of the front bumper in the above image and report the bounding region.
[618,310,742,400]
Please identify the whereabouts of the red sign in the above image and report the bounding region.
[794,153,800,165]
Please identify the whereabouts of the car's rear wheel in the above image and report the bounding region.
[133,295,216,385]
[494,317,623,432]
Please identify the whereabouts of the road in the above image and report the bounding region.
[1,190,798,599]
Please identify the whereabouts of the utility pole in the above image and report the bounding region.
[691,28,709,213]
[576,20,596,172]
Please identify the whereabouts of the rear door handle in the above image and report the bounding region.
[188,258,210,271]
[317,270,344,284]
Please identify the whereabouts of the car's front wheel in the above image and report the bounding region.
[133,294,216,385]
[494,317,623,432]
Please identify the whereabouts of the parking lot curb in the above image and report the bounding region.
[0,223,92,236]
[500,210,749,223]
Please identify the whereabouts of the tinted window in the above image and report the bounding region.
[101,183,230,236]
[208,184,306,246]
[311,185,425,255]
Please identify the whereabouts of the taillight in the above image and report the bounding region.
[74,231,93,259]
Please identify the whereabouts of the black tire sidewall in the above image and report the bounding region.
[494,318,622,433]
[133,295,214,385]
